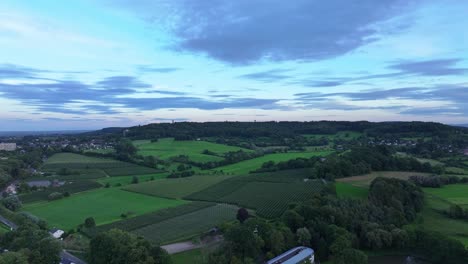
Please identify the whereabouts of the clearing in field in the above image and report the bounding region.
[22,188,186,230]
[336,171,430,187]
[335,182,368,199]
[211,150,333,175]
[134,138,250,163]
[124,175,233,199]
[132,204,239,244]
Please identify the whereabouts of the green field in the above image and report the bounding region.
[134,138,250,163]
[211,150,333,175]
[45,153,120,164]
[124,175,233,199]
[20,180,102,203]
[187,170,325,218]
[132,204,238,244]
[172,249,205,264]
[409,193,468,246]
[304,131,362,140]
[424,184,468,207]
[96,173,169,187]
[83,202,214,237]
[335,182,368,199]
[336,171,430,187]
[23,188,186,230]
[42,153,159,177]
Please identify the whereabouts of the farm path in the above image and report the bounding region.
[162,235,223,254]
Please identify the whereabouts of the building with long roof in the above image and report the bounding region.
[266,246,315,264]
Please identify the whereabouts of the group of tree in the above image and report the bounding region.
[445,204,468,220]
[0,221,62,263]
[207,177,468,263]
[89,229,171,264]
[409,174,468,188]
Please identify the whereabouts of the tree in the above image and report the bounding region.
[115,139,137,161]
[334,249,368,264]
[2,195,22,211]
[47,192,64,201]
[89,229,171,264]
[31,237,62,264]
[236,208,249,223]
[296,227,311,246]
[131,176,139,184]
[84,217,96,228]
[0,251,28,264]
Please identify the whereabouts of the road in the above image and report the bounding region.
[0,212,87,264]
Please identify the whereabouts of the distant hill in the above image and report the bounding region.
[89,121,467,139]
[0,130,91,137]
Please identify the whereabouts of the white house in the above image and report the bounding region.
[50,228,65,239]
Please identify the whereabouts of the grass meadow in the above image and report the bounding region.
[23,188,186,230]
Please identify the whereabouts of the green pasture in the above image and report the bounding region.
[424,184,468,207]
[45,153,118,164]
[408,193,468,246]
[335,182,368,199]
[23,188,186,230]
[96,173,168,187]
[211,150,333,175]
[134,138,250,162]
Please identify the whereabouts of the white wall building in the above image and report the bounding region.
[0,143,16,151]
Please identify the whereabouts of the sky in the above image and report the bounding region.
[0,0,467,130]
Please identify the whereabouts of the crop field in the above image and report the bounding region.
[424,184,468,208]
[83,202,213,237]
[335,182,368,199]
[20,180,102,203]
[187,169,314,201]
[23,188,186,230]
[217,181,324,218]
[134,138,250,163]
[124,175,233,199]
[408,193,468,246]
[132,204,239,244]
[96,173,169,187]
[42,153,159,177]
[336,171,430,187]
[211,150,333,175]
[188,170,325,218]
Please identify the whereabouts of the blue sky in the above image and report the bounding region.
[0,0,467,130]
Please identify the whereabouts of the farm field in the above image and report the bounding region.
[336,171,430,187]
[23,188,186,230]
[335,182,368,199]
[172,249,205,264]
[132,204,238,244]
[96,173,168,187]
[211,150,333,175]
[187,170,325,218]
[20,180,102,203]
[124,175,233,199]
[424,184,468,208]
[42,152,159,177]
[84,202,214,237]
[408,193,468,246]
[134,138,250,162]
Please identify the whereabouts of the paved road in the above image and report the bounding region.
[0,214,17,230]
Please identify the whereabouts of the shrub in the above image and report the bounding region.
[47,192,64,201]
